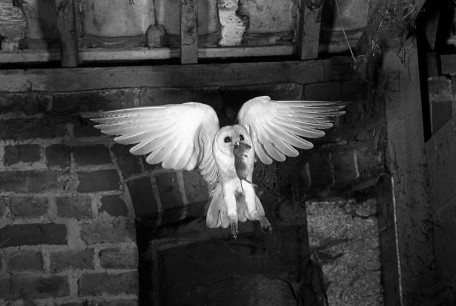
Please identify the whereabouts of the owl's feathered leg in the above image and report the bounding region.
[222,181,239,238]
[241,180,260,220]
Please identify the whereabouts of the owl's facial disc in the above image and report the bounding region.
[215,126,240,156]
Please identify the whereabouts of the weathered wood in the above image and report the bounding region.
[0,50,61,64]
[0,57,354,92]
[79,48,180,62]
[296,0,322,60]
[426,53,439,77]
[180,0,198,64]
[375,174,402,306]
[0,45,295,64]
[54,0,79,67]
[440,54,456,75]
[356,0,426,54]
[382,39,437,305]
[198,45,295,58]
[426,116,456,293]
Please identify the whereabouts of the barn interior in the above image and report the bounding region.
[0,0,455,305]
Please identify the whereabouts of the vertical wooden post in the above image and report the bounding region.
[180,0,198,64]
[382,38,437,305]
[296,0,322,60]
[54,0,80,67]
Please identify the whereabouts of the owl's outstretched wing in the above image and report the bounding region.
[237,96,345,165]
[92,102,220,186]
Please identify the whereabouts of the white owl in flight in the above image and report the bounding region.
[92,96,345,238]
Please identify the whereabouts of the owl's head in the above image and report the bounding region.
[214,126,241,156]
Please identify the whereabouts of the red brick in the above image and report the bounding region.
[0,118,67,140]
[79,271,138,296]
[51,89,136,114]
[58,300,137,306]
[49,249,94,272]
[0,223,67,247]
[304,82,342,100]
[10,196,49,218]
[100,195,129,217]
[139,87,224,111]
[80,221,135,244]
[156,172,183,210]
[127,177,158,216]
[111,143,143,179]
[308,152,334,192]
[76,170,120,193]
[97,299,138,306]
[332,150,359,186]
[341,80,367,101]
[74,145,112,166]
[183,170,208,204]
[0,197,7,219]
[99,247,138,269]
[6,250,43,272]
[0,170,66,193]
[0,278,10,299]
[8,275,70,299]
[56,196,92,219]
[220,84,302,123]
[3,144,41,165]
[45,144,71,168]
[0,93,50,115]
[74,118,102,138]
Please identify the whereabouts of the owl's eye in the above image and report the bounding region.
[224,136,232,143]
[240,134,244,141]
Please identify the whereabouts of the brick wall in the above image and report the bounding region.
[0,76,385,304]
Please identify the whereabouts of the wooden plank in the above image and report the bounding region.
[0,57,354,92]
[426,52,439,77]
[80,48,180,62]
[382,39,437,305]
[0,45,295,64]
[54,0,79,67]
[426,116,456,289]
[357,0,426,54]
[198,45,295,58]
[375,174,402,306]
[0,50,61,64]
[440,54,456,75]
[296,0,322,60]
[180,0,198,64]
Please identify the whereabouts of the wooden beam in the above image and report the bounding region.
[375,174,402,305]
[439,54,456,75]
[0,45,295,64]
[296,0,322,60]
[54,0,80,67]
[356,0,427,55]
[426,115,456,294]
[0,57,355,92]
[180,0,198,64]
[382,38,437,305]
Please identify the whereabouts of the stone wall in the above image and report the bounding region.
[0,64,386,304]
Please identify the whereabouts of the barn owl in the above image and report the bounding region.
[92,96,345,238]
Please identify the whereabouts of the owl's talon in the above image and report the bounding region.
[259,217,272,232]
[230,220,239,239]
